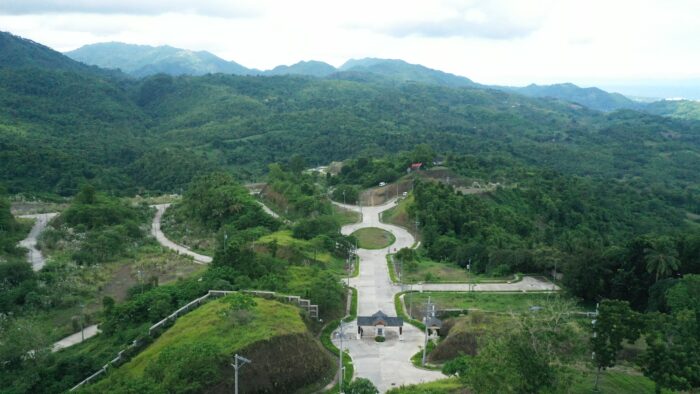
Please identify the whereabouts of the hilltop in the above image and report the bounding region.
[83,295,332,393]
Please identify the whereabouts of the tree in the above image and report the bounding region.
[345,378,379,394]
[308,271,344,317]
[639,312,700,393]
[463,297,580,393]
[645,237,681,282]
[591,300,642,390]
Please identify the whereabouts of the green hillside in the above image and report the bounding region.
[85,295,332,393]
[644,99,700,120]
[3,32,700,198]
[512,82,640,112]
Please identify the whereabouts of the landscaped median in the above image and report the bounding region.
[350,227,396,249]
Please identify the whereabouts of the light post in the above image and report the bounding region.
[342,190,346,205]
[422,296,432,367]
[338,321,345,394]
[231,354,252,394]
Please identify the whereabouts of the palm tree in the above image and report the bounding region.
[644,237,680,282]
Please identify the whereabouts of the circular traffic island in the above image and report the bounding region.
[351,227,396,249]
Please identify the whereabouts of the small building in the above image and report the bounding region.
[357,310,404,340]
[407,162,423,173]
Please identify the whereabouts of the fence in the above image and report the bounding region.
[69,289,318,391]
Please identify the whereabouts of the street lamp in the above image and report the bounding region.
[231,354,252,394]
[338,321,345,394]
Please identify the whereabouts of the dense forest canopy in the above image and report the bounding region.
[1,32,700,197]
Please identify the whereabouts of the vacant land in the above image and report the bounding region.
[408,292,580,316]
[351,227,396,249]
[332,204,361,225]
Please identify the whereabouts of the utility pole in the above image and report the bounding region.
[338,321,345,394]
[408,283,413,317]
[342,190,346,205]
[231,354,252,394]
[422,296,432,367]
[79,303,85,341]
[592,303,600,391]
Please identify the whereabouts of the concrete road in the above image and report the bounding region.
[151,204,212,264]
[17,212,58,271]
[420,275,559,292]
[332,199,444,392]
[52,324,100,352]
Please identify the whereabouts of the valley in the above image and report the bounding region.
[1,28,699,394]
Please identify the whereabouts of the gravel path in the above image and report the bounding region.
[17,212,58,271]
[150,204,212,264]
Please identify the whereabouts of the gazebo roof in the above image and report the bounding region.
[357,310,403,327]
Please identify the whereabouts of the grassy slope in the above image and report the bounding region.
[351,227,396,249]
[409,292,585,314]
[386,377,465,393]
[122,297,306,376]
[381,194,418,238]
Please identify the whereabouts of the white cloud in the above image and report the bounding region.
[0,0,260,17]
[0,0,698,86]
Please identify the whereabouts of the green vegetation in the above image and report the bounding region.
[394,292,425,331]
[571,369,661,393]
[87,295,332,393]
[406,158,700,310]
[162,172,279,255]
[386,377,464,394]
[409,292,578,315]
[0,193,31,260]
[5,32,700,203]
[381,194,416,236]
[351,227,396,249]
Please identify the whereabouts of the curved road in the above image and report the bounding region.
[18,212,58,271]
[151,204,212,264]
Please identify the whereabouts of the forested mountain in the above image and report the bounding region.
[2,32,700,199]
[339,58,480,88]
[65,42,253,77]
[644,99,700,120]
[508,82,640,112]
[0,31,116,77]
[265,60,337,77]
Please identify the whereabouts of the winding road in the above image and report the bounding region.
[17,212,58,271]
[151,204,212,264]
[332,199,560,392]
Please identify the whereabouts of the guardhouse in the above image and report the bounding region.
[357,310,404,340]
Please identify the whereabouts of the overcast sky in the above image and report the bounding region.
[2,0,699,91]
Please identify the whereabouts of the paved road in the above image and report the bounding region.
[331,199,561,392]
[52,324,100,352]
[17,212,58,271]
[150,204,212,264]
[332,200,444,392]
